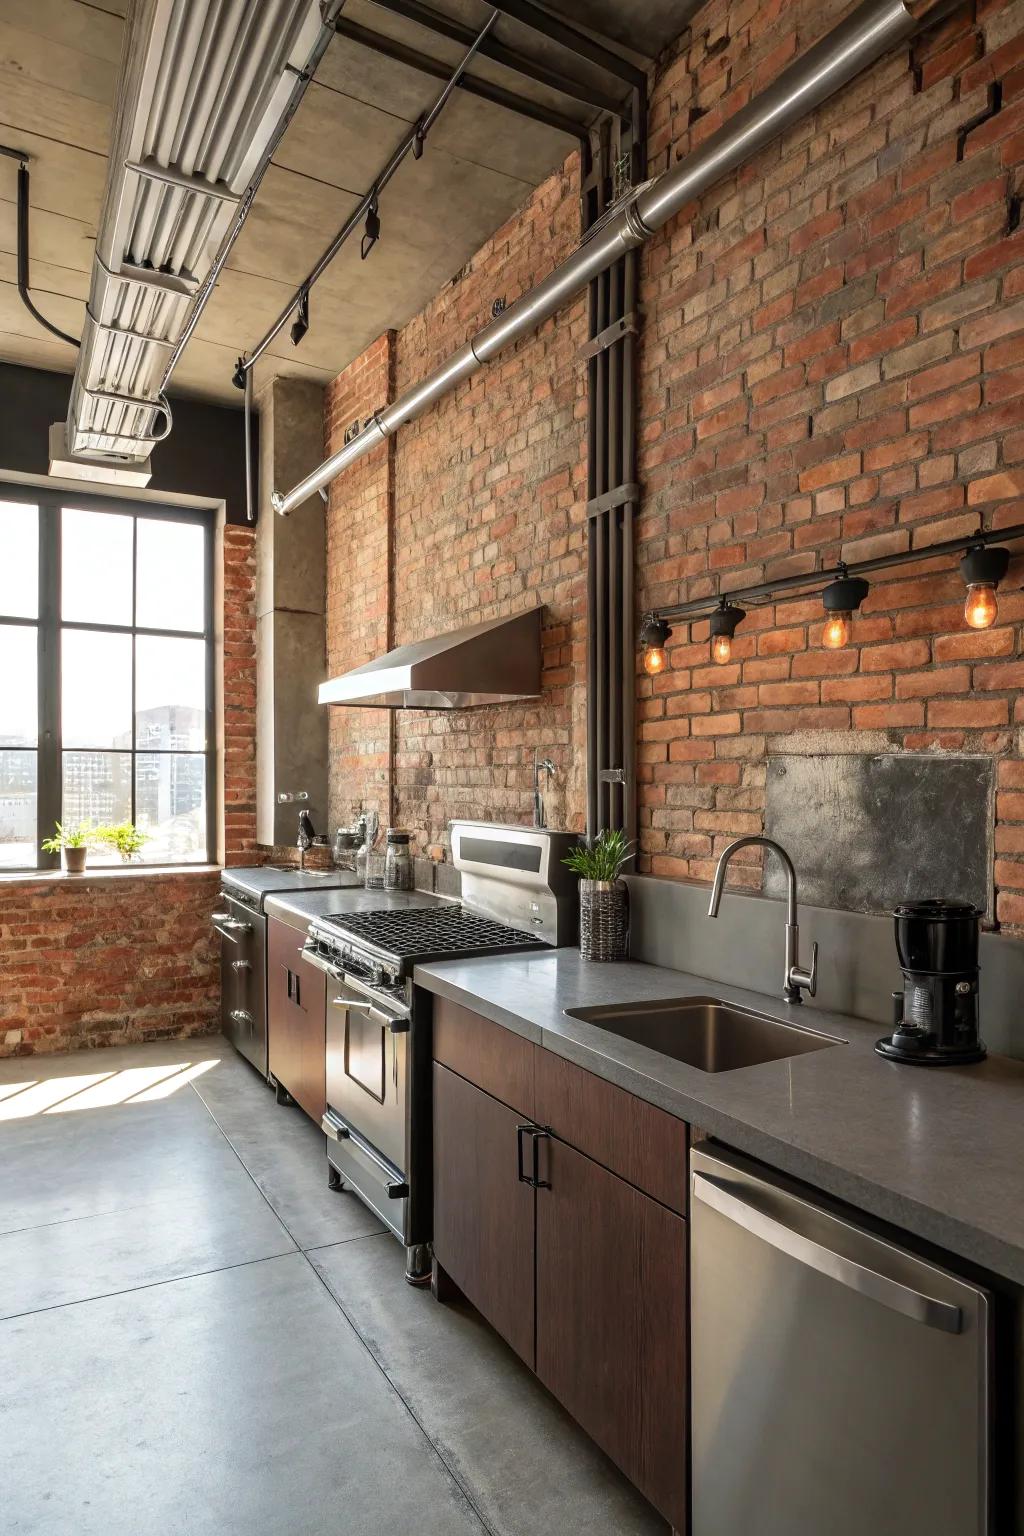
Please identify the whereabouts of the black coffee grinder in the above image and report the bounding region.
[875,899,986,1065]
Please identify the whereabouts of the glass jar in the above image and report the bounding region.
[383,829,412,891]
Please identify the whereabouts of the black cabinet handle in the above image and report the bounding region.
[516,1124,551,1189]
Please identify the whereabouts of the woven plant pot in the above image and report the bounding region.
[579,879,629,962]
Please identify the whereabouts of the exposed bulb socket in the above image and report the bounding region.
[640,615,673,676]
[821,574,869,649]
[708,601,745,665]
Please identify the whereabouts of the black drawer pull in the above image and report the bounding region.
[516,1124,551,1189]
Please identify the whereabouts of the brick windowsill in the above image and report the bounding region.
[0,864,222,891]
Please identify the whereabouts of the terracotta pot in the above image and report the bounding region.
[63,846,87,874]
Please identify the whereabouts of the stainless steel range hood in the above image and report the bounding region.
[318,608,543,709]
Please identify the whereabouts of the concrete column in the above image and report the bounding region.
[256,376,329,848]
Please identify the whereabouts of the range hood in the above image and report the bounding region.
[318,608,543,710]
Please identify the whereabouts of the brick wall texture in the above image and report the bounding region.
[0,522,257,1056]
[325,0,1024,928]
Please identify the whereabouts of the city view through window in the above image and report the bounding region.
[0,496,211,869]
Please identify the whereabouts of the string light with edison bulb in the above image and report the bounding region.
[960,545,1009,630]
[640,616,673,676]
[709,601,745,665]
[820,572,869,650]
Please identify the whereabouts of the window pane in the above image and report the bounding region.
[61,507,133,625]
[136,519,205,633]
[0,750,37,867]
[136,753,206,862]
[0,625,37,746]
[135,635,206,750]
[0,501,38,619]
[62,752,131,860]
[62,630,132,748]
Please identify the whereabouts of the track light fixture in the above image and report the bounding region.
[960,544,1009,630]
[709,601,745,665]
[290,289,309,347]
[641,615,673,675]
[361,199,380,260]
[821,570,869,650]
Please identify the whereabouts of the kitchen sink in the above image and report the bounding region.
[563,996,842,1073]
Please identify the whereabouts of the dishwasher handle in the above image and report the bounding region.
[692,1172,962,1335]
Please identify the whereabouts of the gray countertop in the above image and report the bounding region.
[264,886,448,925]
[413,950,1024,1287]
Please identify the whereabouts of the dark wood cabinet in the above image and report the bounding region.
[267,916,327,1123]
[431,1000,689,1530]
[432,1062,535,1366]
[536,1135,688,1529]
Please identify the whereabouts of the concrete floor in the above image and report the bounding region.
[0,1036,666,1536]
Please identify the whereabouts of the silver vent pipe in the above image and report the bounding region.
[272,0,945,516]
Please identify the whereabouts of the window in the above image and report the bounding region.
[0,487,214,871]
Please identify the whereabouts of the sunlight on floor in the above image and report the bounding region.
[0,1060,219,1121]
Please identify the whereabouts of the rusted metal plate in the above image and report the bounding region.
[765,754,994,918]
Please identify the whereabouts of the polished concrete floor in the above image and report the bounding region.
[0,1037,666,1535]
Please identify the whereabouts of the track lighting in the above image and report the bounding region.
[709,601,745,665]
[960,544,1009,630]
[641,616,673,676]
[821,571,869,649]
[290,290,309,347]
[361,199,380,260]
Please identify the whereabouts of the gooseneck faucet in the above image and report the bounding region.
[533,755,556,829]
[708,836,818,1005]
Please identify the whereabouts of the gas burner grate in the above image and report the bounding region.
[318,904,546,967]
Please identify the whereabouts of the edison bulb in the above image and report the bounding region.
[643,645,668,676]
[711,634,732,665]
[822,611,850,649]
[964,583,998,630]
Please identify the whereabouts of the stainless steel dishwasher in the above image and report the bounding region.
[690,1144,991,1535]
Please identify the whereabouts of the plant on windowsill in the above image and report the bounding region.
[94,821,149,864]
[562,828,632,962]
[41,821,93,874]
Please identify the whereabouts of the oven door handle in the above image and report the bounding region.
[330,997,410,1034]
[322,1112,409,1199]
[300,945,344,982]
[212,913,251,945]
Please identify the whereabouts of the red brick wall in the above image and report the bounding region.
[636,0,1024,927]
[0,521,257,1056]
[326,162,589,850]
[323,0,1024,921]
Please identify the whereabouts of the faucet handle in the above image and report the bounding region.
[788,938,818,999]
[806,940,818,997]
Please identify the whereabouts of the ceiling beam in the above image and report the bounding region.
[366,0,628,117]
[334,18,585,139]
[487,0,646,88]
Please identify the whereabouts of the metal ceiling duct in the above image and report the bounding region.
[273,0,955,515]
[59,0,338,478]
[318,608,543,709]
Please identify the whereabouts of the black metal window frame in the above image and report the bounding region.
[0,480,216,873]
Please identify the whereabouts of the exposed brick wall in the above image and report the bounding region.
[0,521,257,1056]
[636,0,1024,928]
[322,0,1024,924]
[326,162,589,850]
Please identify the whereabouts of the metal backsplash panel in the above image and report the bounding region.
[765,755,994,917]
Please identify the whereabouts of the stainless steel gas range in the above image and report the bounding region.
[301,822,578,1282]
[213,866,361,1078]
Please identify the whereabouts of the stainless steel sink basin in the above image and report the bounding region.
[564,996,842,1073]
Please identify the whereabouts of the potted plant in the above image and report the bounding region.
[41,821,92,874]
[95,820,149,863]
[563,828,632,962]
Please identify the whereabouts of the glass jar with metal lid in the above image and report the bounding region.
[383,829,413,891]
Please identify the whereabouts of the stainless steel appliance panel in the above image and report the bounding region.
[691,1144,991,1536]
[214,893,267,1077]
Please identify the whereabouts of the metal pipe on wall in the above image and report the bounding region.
[273,0,937,514]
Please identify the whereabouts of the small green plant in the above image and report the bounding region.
[94,821,149,863]
[562,828,633,883]
[41,820,92,852]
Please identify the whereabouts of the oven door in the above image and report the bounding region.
[323,975,410,1240]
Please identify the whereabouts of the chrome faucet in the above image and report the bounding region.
[708,836,818,1005]
[297,809,316,872]
[533,755,556,828]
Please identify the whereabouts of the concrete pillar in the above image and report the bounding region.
[256,376,329,848]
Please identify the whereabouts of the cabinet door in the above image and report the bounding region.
[432,1062,535,1368]
[267,919,326,1122]
[536,1136,687,1529]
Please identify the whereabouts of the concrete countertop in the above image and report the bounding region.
[264,886,449,925]
[413,950,1024,1288]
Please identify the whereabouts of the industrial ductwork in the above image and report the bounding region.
[318,608,543,709]
[56,0,339,482]
[273,0,953,515]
